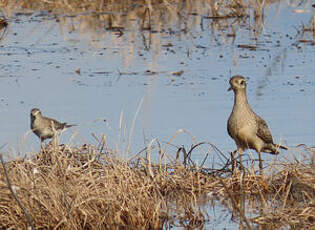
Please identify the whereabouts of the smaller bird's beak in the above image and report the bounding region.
[227,87,232,91]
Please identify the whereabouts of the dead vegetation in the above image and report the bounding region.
[0,141,314,229]
[0,0,312,66]
[0,0,282,41]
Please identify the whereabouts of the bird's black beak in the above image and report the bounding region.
[227,87,232,91]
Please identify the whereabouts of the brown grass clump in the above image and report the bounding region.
[0,144,216,229]
[252,159,315,229]
[0,142,314,229]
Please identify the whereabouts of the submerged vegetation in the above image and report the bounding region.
[0,141,314,229]
[1,0,313,41]
[0,0,313,70]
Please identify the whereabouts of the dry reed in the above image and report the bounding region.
[0,142,314,229]
[3,0,311,69]
[0,0,283,45]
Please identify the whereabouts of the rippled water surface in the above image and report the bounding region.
[0,1,314,167]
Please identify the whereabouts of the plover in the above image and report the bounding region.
[30,108,75,144]
[227,75,287,171]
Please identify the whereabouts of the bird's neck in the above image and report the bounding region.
[33,115,43,123]
[233,90,250,110]
[31,115,37,123]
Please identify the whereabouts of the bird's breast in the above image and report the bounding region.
[228,107,257,135]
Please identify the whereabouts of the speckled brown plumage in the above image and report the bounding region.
[227,75,287,170]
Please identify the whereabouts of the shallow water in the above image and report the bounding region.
[0,1,314,167]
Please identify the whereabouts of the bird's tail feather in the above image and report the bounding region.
[278,145,288,150]
[63,123,77,128]
[264,143,288,155]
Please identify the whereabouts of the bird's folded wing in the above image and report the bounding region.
[256,116,274,144]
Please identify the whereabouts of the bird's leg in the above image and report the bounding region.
[231,150,237,173]
[51,135,58,147]
[51,123,59,147]
[40,138,44,152]
[258,151,263,175]
[239,148,245,171]
[40,138,48,161]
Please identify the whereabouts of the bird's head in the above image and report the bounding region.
[31,108,42,117]
[228,75,247,92]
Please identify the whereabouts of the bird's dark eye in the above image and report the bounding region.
[240,80,245,85]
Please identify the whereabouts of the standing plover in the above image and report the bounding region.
[227,75,287,171]
[30,108,75,144]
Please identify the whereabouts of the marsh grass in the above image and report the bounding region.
[0,141,314,229]
[1,0,312,71]
[1,0,312,73]
[0,0,284,48]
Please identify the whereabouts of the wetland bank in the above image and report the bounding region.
[0,0,314,229]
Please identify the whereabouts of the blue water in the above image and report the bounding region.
[0,1,313,169]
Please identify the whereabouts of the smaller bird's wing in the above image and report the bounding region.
[255,116,274,144]
[49,119,75,130]
[43,117,65,130]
